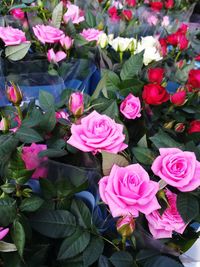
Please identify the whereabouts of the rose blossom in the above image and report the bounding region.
[69,92,84,116]
[142,84,169,105]
[80,28,102,42]
[126,0,136,7]
[108,6,120,21]
[0,26,27,46]
[150,1,163,11]
[0,228,9,240]
[188,69,200,89]
[146,190,186,239]
[152,148,200,192]
[47,49,66,64]
[148,68,164,84]
[22,143,48,179]
[60,36,74,50]
[56,110,69,121]
[122,10,133,21]
[10,8,25,20]
[99,164,160,217]
[170,90,187,106]
[67,111,127,154]
[63,3,84,24]
[120,93,141,119]
[188,120,200,134]
[165,0,174,9]
[33,25,65,44]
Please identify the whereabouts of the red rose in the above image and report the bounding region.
[170,90,187,106]
[108,6,120,21]
[166,33,178,46]
[150,1,163,11]
[122,10,133,21]
[159,38,167,56]
[178,35,189,50]
[142,84,169,105]
[126,0,137,7]
[148,68,165,84]
[188,120,200,134]
[165,0,174,9]
[188,69,200,89]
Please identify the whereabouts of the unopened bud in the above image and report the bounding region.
[116,215,135,238]
[0,117,9,133]
[164,120,175,129]
[69,92,84,117]
[174,123,185,133]
[6,82,23,106]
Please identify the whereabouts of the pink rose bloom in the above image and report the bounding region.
[63,4,84,24]
[146,190,187,239]
[0,227,9,240]
[47,48,66,63]
[60,36,74,50]
[0,26,27,46]
[147,15,158,26]
[162,16,170,27]
[56,110,69,120]
[10,8,25,20]
[33,25,65,44]
[120,93,141,119]
[22,143,48,179]
[67,111,127,154]
[152,148,200,192]
[99,164,160,217]
[80,29,102,42]
[69,92,84,116]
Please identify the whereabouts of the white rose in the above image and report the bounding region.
[98,33,109,48]
[110,37,132,52]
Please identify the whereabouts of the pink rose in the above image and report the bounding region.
[47,49,66,63]
[69,92,84,116]
[67,111,127,154]
[80,29,102,42]
[152,148,200,192]
[146,190,187,239]
[63,4,84,24]
[99,164,160,217]
[120,93,141,120]
[60,36,74,50]
[22,143,48,179]
[10,8,25,20]
[0,26,27,46]
[116,215,135,237]
[56,110,69,121]
[33,25,65,44]
[0,227,9,240]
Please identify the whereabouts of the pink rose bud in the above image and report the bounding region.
[10,8,25,20]
[170,90,187,106]
[0,117,9,132]
[55,110,69,120]
[47,49,66,64]
[116,215,135,238]
[6,82,23,105]
[174,123,185,133]
[60,36,74,50]
[0,227,9,240]
[69,92,84,117]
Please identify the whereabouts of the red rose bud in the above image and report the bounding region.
[122,10,133,21]
[170,90,187,106]
[178,35,189,50]
[165,0,174,9]
[175,123,185,133]
[108,6,120,21]
[116,215,135,238]
[126,0,136,7]
[6,82,23,105]
[142,84,169,105]
[188,69,200,89]
[150,1,163,11]
[148,68,165,84]
[69,92,84,117]
[188,120,200,134]
[159,38,167,57]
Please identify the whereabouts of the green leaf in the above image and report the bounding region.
[98,255,111,267]
[39,179,56,199]
[39,90,55,111]
[0,198,16,226]
[12,221,25,258]
[83,236,104,266]
[20,196,44,212]
[92,98,119,119]
[0,241,17,252]
[132,147,156,165]
[150,129,184,150]
[51,1,63,28]
[5,43,31,61]
[74,34,89,47]
[16,127,43,143]
[39,110,56,132]
[0,183,15,194]
[22,106,43,128]
[39,148,67,158]
[177,193,199,223]
[71,199,91,229]
[30,210,76,238]
[0,134,19,164]
[85,10,96,27]
[143,256,183,267]
[58,228,90,260]
[110,251,134,267]
[120,51,144,80]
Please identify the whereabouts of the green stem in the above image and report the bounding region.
[122,236,126,251]
[175,51,181,62]
[119,52,123,63]
[15,105,23,121]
